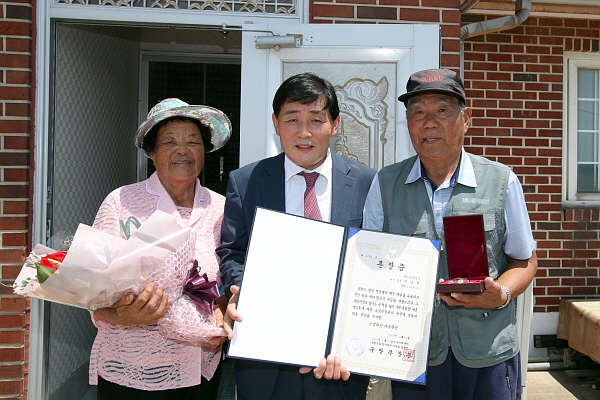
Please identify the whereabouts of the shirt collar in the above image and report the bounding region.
[405,148,477,188]
[284,149,332,183]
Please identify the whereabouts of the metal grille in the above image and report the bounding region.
[54,0,297,15]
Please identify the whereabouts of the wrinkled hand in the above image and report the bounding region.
[439,277,507,309]
[97,282,171,326]
[299,355,350,381]
[223,285,243,340]
[203,295,228,348]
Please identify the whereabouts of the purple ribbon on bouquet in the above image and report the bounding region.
[183,261,219,314]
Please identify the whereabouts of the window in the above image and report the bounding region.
[565,53,600,203]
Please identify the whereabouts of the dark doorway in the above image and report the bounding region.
[147,61,241,195]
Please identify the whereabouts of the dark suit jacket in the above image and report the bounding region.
[217,152,376,400]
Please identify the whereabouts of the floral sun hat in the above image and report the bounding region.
[135,98,232,153]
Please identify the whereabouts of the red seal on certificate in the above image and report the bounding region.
[346,338,365,357]
[402,349,416,362]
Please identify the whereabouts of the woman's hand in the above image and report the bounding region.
[95,282,171,326]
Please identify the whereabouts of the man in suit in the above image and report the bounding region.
[217,72,375,400]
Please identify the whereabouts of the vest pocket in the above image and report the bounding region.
[387,215,429,237]
[454,307,517,360]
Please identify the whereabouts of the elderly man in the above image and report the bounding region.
[363,69,537,400]
[217,72,374,400]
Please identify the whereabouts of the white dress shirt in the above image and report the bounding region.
[283,150,333,222]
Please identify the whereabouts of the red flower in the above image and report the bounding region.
[39,251,67,271]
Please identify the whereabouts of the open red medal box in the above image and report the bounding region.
[436,214,488,294]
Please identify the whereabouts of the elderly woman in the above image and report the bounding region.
[89,98,232,399]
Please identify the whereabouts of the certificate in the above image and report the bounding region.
[227,207,440,384]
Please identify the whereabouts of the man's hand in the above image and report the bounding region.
[224,285,243,340]
[203,295,228,348]
[95,282,171,326]
[299,354,350,381]
[439,277,507,308]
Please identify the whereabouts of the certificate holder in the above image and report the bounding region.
[228,207,440,384]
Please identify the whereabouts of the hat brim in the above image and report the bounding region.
[135,105,232,153]
[398,89,466,106]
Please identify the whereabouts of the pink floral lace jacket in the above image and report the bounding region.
[89,172,225,391]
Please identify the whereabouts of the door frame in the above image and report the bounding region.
[32,3,293,398]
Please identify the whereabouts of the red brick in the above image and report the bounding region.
[357,6,397,20]
[0,330,25,344]
[442,38,461,53]
[5,70,30,85]
[499,119,523,128]
[5,103,30,117]
[0,217,27,230]
[472,61,499,71]
[2,233,27,247]
[380,0,418,4]
[3,201,28,214]
[514,54,539,64]
[0,346,24,361]
[0,153,30,168]
[512,110,537,119]
[535,296,560,305]
[4,169,29,182]
[513,35,537,45]
[0,184,29,198]
[2,265,23,280]
[5,37,31,53]
[547,287,571,296]
[422,0,459,7]
[1,297,27,312]
[498,137,524,147]
[441,9,461,24]
[0,21,31,36]
[575,28,599,38]
[0,379,23,395]
[498,63,523,72]
[0,365,23,380]
[573,287,598,295]
[3,136,29,150]
[0,86,29,101]
[440,23,461,38]
[539,74,562,83]
[512,147,536,157]
[312,4,354,18]
[539,55,563,64]
[399,8,439,22]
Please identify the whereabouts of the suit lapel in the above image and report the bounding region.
[330,154,357,225]
[259,154,286,212]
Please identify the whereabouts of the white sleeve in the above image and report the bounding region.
[503,171,536,259]
[363,174,385,232]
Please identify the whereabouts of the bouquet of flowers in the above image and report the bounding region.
[13,210,190,311]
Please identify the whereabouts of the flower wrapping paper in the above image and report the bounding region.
[14,210,190,311]
[154,240,226,346]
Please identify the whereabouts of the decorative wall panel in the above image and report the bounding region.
[284,62,397,168]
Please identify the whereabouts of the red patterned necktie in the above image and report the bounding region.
[299,171,322,221]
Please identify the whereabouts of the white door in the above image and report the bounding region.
[239,23,440,169]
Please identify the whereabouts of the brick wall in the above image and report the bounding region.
[0,1,34,399]
[310,0,463,69]
[462,16,600,313]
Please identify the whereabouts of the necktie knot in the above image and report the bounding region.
[299,171,319,188]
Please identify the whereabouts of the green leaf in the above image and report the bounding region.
[36,263,54,284]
